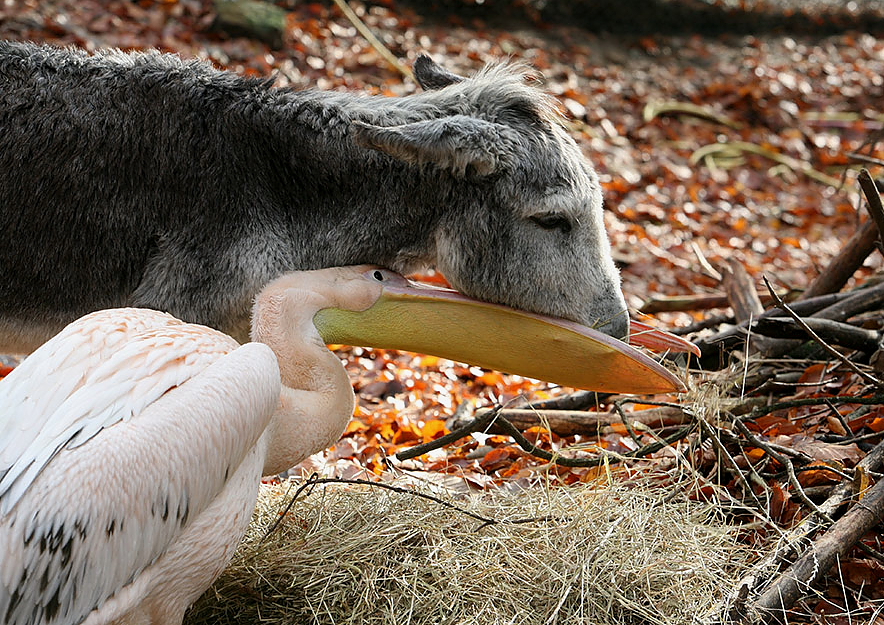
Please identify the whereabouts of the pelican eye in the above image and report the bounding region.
[530,212,572,233]
[372,270,385,281]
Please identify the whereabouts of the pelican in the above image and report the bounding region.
[0,266,690,625]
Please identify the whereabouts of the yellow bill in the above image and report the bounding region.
[314,273,687,394]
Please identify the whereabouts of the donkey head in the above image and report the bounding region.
[352,56,629,339]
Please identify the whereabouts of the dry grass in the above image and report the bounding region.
[185,475,754,625]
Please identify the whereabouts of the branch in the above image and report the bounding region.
[723,260,764,323]
[750,476,884,621]
[715,437,884,624]
[330,0,413,80]
[747,394,884,420]
[451,406,688,437]
[848,152,884,168]
[801,219,880,299]
[859,168,884,247]
[396,407,696,468]
[263,474,562,539]
[762,276,881,386]
[752,317,880,352]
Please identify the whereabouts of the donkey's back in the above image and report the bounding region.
[0,41,628,352]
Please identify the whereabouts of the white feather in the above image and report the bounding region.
[0,308,281,625]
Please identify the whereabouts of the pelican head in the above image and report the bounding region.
[259,265,687,395]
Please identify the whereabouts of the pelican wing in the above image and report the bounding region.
[0,309,281,625]
[0,309,241,515]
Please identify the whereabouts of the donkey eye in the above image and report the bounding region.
[530,212,572,233]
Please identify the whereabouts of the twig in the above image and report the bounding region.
[761,464,854,483]
[690,141,842,187]
[330,0,413,80]
[749,476,884,621]
[812,280,884,322]
[723,260,765,324]
[670,312,734,336]
[643,100,743,129]
[783,457,835,524]
[514,390,605,412]
[762,276,881,386]
[730,418,813,464]
[612,400,645,447]
[263,474,561,539]
[848,152,884,168]
[747,394,884,420]
[697,419,770,505]
[718,437,884,624]
[693,291,852,356]
[752,317,880,352]
[397,408,501,461]
[452,405,688,437]
[824,398,855,439]
[801,219,881,299]
[397,407,696,468]
[859,168,884,247]
[639,290,794,315]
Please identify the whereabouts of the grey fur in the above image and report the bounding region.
[0,42,628,352]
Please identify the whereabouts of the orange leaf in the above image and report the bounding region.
[746,447,766,462]
[868,417,884,433]
[345,420,368,435]
[479,447,512,470]
[826,415,847,436]
[421,419,449,442]
[392,425,421,445]
[478,371,504,386]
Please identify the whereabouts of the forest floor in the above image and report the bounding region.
[2,1,884,622]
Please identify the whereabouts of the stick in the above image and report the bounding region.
[692,291,850,356]
[747,394,884,420]
[643,100,743,129]
[514,390,606,412]
[812,279,884,322]
[762,276,881,386]
[639,290,793,314]
[757,280,884,360]
[848,152,884,168]
[330,0,413,80]
[396,408,695,468]
[461,406,689,437]
[802,219,880,299]
[723,260,764,323]
[752,317,880,352]
[750,476,884,621]
[859,168,884,246]
[690,141,842,187]
[263,474,561,539]
[716,437,884,624]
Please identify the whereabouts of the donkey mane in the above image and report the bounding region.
[12,42,561,139]
[268,61,563,136]
[0,42,630,351]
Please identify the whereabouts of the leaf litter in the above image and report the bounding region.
[3,1,884,623]
[186,474,750,625]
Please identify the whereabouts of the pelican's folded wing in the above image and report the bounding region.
[0,309,281,625]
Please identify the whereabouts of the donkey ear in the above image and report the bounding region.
[352,116,517,177]
[413,54,465,90]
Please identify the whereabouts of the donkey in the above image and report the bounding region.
[0,41,628,353]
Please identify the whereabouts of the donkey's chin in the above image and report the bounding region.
[591,312,630,342]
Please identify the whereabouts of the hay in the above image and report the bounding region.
[185,477,753,625]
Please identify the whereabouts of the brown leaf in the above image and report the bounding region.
[791,437,863,465]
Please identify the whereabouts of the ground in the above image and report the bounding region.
[2,1,884,622]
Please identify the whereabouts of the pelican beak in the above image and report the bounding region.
[313,274,687,395]
[629,320,701,357]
